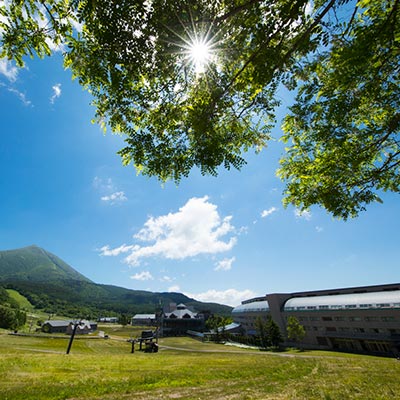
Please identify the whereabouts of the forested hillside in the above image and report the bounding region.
[0,246,232,318]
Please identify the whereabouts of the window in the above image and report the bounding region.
[310,317,319,321]
[381,316,395,322]
[326,326,337,332]
[334,317,345,321]
[317,336,329,345]
[360,304,372,308]
[322,316,333,321]
[307,306,317,310]
[364,317,379,322]
[345,304,357,309]
[319,305,329,310]
[299,317,308,322]
[348,317,361,322]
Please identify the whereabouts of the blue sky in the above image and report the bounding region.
[0,53,399,307]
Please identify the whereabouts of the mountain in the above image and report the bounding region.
[0,245,232,317]
[0,245,91,283]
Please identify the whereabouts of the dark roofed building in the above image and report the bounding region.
[161,303,205,336]
[42,320,97,334]
[131,314,157,326]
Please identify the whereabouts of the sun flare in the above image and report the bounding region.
[188,39,212,74]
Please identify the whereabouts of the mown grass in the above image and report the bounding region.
[0,333,399,400]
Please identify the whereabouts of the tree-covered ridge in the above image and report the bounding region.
[1,0,398,218]
[0,246,232,318]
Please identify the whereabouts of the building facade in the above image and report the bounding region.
[160,303,205,336]
[42,320,97,334]
[131,314,157,326]
[232,283,400,356]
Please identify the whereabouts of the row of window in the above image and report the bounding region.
[285,303,400,311]
[296,316,396,322]
[303,326,399,334]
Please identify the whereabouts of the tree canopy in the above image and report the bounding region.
[1,0,399,218]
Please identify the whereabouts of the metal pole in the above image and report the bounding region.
[66,321,80,354]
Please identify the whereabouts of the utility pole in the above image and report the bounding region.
[66,320,81,355]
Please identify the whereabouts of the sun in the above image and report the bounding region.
[186,36,215,74]
[189,39,211,73]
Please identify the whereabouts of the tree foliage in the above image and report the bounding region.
[1,0,399,217]
[0,287,27,330]
[255,315,283,348]
[286,315,305,346]
[278,0,400,218]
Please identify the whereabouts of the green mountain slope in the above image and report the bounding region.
[0,245,91,283]
[0,246,232,317]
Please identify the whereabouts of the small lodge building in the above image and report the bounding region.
[98,317,118,323]
[131,314,157,326]
[42,320,97,334]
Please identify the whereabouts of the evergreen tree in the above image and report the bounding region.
[266,316,283,349]
[286,316,306,349]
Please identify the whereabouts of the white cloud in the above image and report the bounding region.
[130,271,153,281]
[93,177,127,204]
[0,59,18,82]
[99,244,136,257]
[294,208,312,221]
[101,191,128,204]
[214,257,235,271]
[168,285,180,292]
[50,83,61,103]
[108,196,237,266]
[7,87,31,106]
[93,176,114,191]
[185,288,258,307]
[261,207,278,218]
[316,226,324,233]
[160,275,174,282]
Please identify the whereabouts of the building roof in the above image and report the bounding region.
[284,290,400,311]
[232,300,270,313]
[165,304,198,319]
[133,314,156,319]
[43,320,71,327]
[218,322,241,332]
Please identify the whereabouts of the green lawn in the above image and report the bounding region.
[0,333,399,400]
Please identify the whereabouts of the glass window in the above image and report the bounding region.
[334,316,345,321]
[326,326,337,332]
[365,316,379,322]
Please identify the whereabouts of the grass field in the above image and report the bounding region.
[0,331,399,400]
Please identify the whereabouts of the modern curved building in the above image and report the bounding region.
[232,283,400,356]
